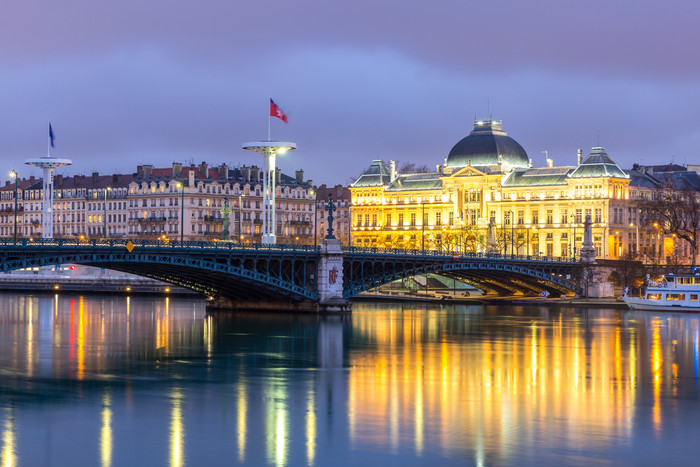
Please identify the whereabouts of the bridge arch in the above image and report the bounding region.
[0,251,318,301]
[342,253,580,297]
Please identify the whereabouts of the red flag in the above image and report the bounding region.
[269,98,288,123]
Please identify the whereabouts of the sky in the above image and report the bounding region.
[1,0,699,186]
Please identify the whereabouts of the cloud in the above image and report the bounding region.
[0,38,699,184]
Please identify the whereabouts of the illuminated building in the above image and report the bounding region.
[0,162,316,243]
[350,119,699,261]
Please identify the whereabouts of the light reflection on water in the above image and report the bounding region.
[0,295,698,465]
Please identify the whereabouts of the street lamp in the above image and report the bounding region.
[103,187,111,239]
[630,222,639,257]
[421,200,427,254]
[309,189,320,247]
[507,210,514,258]
[238,193,244,245]
[177,181,185,244]
[570,213,577,260]
[9,170,18,242]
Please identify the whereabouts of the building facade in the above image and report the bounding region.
[350,119,698,262]
[0,162,316,244]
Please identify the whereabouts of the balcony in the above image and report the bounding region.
[203,215,223,223]
[290,220,311,226]
[137,216,167,223]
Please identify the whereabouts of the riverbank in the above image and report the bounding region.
[354,292,629,308]
[0,270,197,296]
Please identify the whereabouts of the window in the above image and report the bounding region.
[399,213,404,226]
[667,294,685,301]
[531,210,539,224]
[560,209,568,224]
[410,213,416,226]
[594,208,602,223]
[546,210,553,224]
[386,213,392,226]
[691,294,698,301]
[518,211,524,225]
[448,212,454,226]
[435,212,442,226]
[575,209,582,223]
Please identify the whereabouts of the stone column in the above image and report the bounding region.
[317,238,351,312]
[487,217,498,253]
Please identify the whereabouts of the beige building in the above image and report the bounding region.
[350,119,696,262]
[0,162,316,244]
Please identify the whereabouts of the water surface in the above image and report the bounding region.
[0,294,698,466]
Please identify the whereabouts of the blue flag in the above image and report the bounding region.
[49,123,55,148]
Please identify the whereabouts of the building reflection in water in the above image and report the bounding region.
[1,294,700,464]
[170,387,185,467]
[101,390,113,467]
[347,304,700,464]
[0,407,16,467]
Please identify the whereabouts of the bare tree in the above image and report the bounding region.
[640,183,700,265]
[398,162,431,174]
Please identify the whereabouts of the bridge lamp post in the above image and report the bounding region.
[103,187,111,239]
[9,170,18,243]
[176,181,185,244]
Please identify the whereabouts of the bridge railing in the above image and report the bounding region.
[342,245,576,262]
[0,238,320,253]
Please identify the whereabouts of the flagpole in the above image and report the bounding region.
[268,98,271,141]
[47,121,51,157]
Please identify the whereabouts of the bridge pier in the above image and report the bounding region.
[316,238,351,312]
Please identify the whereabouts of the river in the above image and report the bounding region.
[0,293,698,466]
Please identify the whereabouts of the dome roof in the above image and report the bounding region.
[446,120,529,169]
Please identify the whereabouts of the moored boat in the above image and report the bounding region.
[623,273,700,311]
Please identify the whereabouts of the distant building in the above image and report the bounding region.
[350,119,700,262]
[0,162,316,244]
[313,184,351,245]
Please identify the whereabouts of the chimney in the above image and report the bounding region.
[199,162,209,178]
[30,175,35,181]
[188,168,195,187]
[295,169,304,185]
[277,168,282,185]
[55,174,63,185]
[546,158,553,168]
[219,163,229,179]
[436,164,441,174]
[112,174,121,184]
[172,162,182,177]
[92,172,100,184]
[143,164,153,178]
[577,149,583,165]
[136,165,144,178]
[4,181,8,187]
[390,160,397,180]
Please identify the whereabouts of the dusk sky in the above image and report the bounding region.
[2,0,699,185]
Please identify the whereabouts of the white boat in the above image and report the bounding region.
[623,273,700,311]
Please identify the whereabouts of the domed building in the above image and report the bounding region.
[350,117,694,268]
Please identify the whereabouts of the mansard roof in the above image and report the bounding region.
[502,167,574,186]
[385,173,442,192]
[352,160,392,188]
[569,147,628,179]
